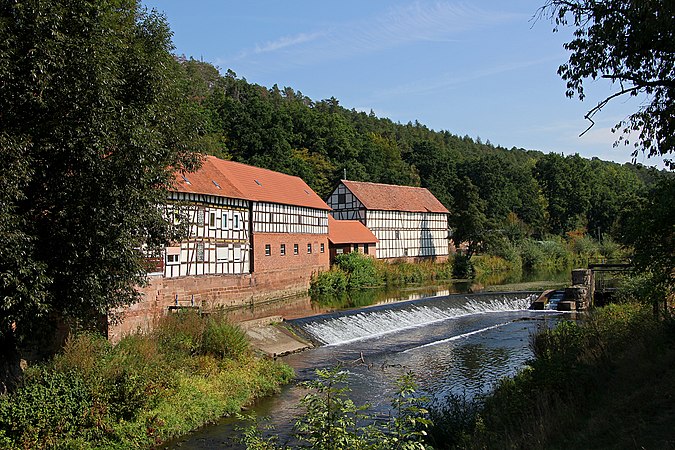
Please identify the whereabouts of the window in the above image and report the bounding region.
[208,211,217,228]
[293,244,299,255]
[196,209,205,226]
[196,242,205,262]
[338,193,346,204]
[307,243,312,254]
[395,230,400,239]
[233,245,242,262]
[233,213,241,230]
[265,244,271,256]
[364,244,369,255]
[280,244,286,256]
[166,246,181,265]
[320,243,325,253]
[221,212,228,230]
[216,245,228,262]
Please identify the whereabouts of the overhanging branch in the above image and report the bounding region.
[580,86,641,137]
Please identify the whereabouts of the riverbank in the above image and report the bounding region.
[0,312,293,449]
[428,301,675,449]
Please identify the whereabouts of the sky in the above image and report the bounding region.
[141,0,667,168]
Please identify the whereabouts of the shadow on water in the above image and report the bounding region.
[167,270,569,449]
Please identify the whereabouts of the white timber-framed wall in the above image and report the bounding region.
[327,182,449,260]
[252,201,328,234]
[163,191,250,277]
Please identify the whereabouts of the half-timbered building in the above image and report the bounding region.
[111,156,330,341]
[326,180,449,261]
[162,156,331,279]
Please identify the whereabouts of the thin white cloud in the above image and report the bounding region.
[224,1,523,71]
[251,32,325,55]
[372,55,561,99]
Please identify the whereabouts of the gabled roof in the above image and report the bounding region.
[174,156,330,210]
[328,216,378,245]
[340,180,448,213]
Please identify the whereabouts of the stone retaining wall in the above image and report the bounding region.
[108,265,323,343]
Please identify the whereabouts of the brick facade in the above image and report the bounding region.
[253,232,329,272]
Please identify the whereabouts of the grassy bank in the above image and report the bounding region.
[0,312,293,449]
[427,300,675,449]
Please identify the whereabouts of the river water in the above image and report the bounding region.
[166,281,567,449]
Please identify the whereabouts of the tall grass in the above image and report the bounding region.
[0,311,293,449]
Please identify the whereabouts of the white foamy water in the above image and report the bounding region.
[299,294,536,346]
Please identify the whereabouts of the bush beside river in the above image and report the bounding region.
[0,312,293,449]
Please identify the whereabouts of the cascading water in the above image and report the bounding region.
[291,292,538,346]
[168,289,566,449]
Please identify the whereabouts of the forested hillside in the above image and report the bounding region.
[179,59,660,245]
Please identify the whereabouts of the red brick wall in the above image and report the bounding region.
[253,232,329,272]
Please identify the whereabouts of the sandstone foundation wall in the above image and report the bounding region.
[108,264,325,343]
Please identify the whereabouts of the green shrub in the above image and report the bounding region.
[452,254,474,278]
[0,368,92,449]
[201,319,250,361]
[519,239,545,270]
[335,252,380,289]
[472,255,510,276]
[597,237,625,261]
[310,268,348,295]
[153,310,207,357]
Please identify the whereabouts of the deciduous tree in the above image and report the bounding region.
[0,0,200,355]
[541,0,675,164]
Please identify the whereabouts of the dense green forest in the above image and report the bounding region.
[178,58,662,248]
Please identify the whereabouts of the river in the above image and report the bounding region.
[166,273,569,449]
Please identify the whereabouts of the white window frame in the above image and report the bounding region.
[265,244,271,256]
[280,244,286,256]
[221,212,229,230]
[216,245,228,262]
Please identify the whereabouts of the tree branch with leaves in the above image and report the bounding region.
[540,0,675,165]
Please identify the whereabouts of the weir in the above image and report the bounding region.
[289,292,538,346]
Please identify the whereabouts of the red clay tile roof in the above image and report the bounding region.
[328,216,378,244]
[174,156,330,210]
[341,180,448,213]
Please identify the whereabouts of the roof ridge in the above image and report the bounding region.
[342,179,429,190]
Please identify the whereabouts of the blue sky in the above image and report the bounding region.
[142,0,666,168]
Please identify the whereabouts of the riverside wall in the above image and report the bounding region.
[107,265,324,343]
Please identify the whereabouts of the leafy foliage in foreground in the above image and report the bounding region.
[241,367,432,450]
[0,312,293,449]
